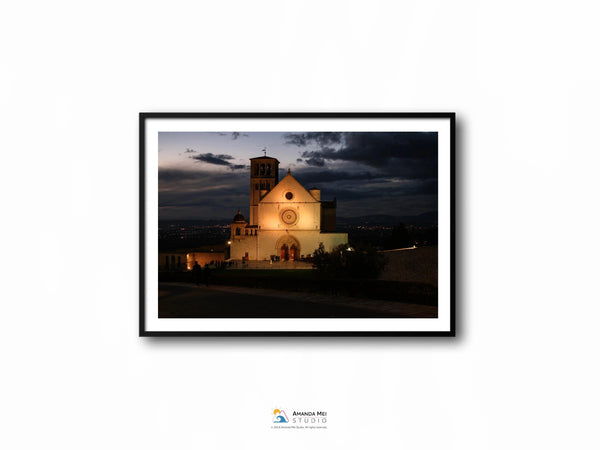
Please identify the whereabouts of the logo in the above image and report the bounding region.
[271,408,328,429]
[272,409,289,423]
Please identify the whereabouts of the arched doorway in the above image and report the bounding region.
[275,235,301,262]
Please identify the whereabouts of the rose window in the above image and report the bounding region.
[281,209,298,225]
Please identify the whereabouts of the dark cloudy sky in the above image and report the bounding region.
[158,132,438,220]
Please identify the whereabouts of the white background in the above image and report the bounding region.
[1,1,599,449]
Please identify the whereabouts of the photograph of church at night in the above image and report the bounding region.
[229,155,347,263]
[157,130,440,319]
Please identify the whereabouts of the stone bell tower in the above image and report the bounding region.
[249,154,279,225]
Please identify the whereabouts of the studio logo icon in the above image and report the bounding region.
[272,409,289,423]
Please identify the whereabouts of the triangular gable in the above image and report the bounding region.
[260,173,319,204]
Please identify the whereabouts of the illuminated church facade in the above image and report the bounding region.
[229,155,348,261]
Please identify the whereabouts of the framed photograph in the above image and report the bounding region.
[140,113,455,336]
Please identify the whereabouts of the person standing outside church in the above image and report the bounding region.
[192,261,202,285]
[203,263,211,287]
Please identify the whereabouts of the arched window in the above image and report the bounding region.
[236,228,241,236]
[266,164,271,175]
[260,164,265,175]
[254,164,259,176]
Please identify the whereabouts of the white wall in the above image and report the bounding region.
[259,173,322,230]
[2,1,600,450]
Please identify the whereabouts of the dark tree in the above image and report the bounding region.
[312,242,386,279]
[385,223,413,249]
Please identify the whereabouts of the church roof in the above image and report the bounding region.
[259,171,319,204]
[249,156,280,162]
[233,210,246,222]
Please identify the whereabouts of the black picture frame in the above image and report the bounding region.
[140,112,455,336]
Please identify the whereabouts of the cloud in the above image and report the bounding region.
[158,168,203,183]
[192,153,234,164]
[190,153,247,170]
[286,132,438,179]
[159,168,246,192]
[285,132,343,147]
[158,131,439,220]
[304,157,325,167]
[323,179,438,201]
[293,170,379,185]
[318,179,437,217]
[159,168,249,219]
[159,165,437,219]
[216,132,249,139]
